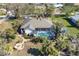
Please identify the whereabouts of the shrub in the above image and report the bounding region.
[31,37,49,44]
[3,29,16,43]
[23,34,30,39]
[76,20,79,27]
[40,41,59,56]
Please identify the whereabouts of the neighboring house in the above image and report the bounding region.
[7,10,16,19]
[0,8,7,19]
[53,3,64,15]
[0,8,7,15]
[34,4,45,10]
[0,8,7,23]
[19,16,55,39]
[54,8,62,15]
[74,3,79,6]
[70,14,79,25]
[53,3,63,8]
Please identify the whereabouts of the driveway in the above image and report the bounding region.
[0,17,8,24]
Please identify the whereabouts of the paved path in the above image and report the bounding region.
[14,35,30,50]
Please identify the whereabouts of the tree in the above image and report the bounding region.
[44,4,54,17]
[31,37,49,44]
[62,4,77,16]
[54,33,79,56]
[76,20,79,27]
[3,44,13,55]
[21,4,35,15]
[11,19,23,33]
[15,8,19,19]
[0,48,6,56]
[53,21,64,39]
[73,33,79,56]
[40,41,59,56]
[34,7,44,16]
[0,39,6,56]
[4,29,16,43]
[55,35,68,49]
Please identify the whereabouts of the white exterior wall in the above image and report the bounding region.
[25,29,33,34]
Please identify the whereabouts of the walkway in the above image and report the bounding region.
[14,35,30,50]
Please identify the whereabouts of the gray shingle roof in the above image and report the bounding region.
[21,17,53,30]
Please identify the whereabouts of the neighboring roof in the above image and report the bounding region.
[7,10,15,15]
[71,15,79,21]
[0,8,7,12]
[21,17,53,30]
[53,3,63,8]
[74,3,79,6]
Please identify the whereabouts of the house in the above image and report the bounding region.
[19,16,55,39]
[70,14,79,24]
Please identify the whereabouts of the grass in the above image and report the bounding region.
[0,22,12,32]
[52,16,79,36]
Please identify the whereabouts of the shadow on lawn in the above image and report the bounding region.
[27,48,41,56]
[66,25,75,27]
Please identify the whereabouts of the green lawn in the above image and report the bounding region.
[52,17,79,36]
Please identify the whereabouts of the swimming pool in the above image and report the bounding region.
[34,31,55,39]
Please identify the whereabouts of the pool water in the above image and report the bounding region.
[34,31,55,39]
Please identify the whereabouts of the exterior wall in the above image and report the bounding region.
[25,29,33,34]
[24,27,53,35]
